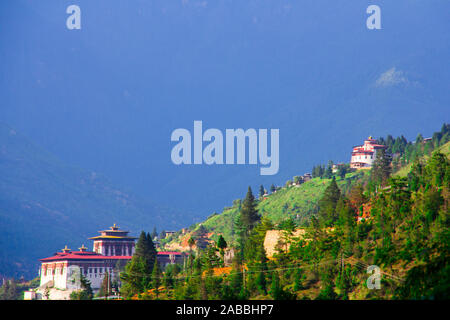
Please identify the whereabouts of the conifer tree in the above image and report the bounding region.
[217,235,227,251]
[120,231,156,297]
[371,148,392,186]
[240,186,260,233]
[318,177,341,226]
[293,267,305,291]
[228,258,244,299]
[134,232,157,272]
[269,272,283,299]
[150,227,158,240]
[324,160,333,179]
[152,259,162,297]
[217,235,227,264]
[255,242,268,295]
[270,184,276,193]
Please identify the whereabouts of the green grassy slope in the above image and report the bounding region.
[189,170,370,245]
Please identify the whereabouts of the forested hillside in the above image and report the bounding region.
[118,127,449,300]
[176,171,369,248]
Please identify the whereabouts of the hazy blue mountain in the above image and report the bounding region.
[0,123,196,278]
[0,1,449,233]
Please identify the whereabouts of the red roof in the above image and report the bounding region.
[40,251,132,262]
[40,250,183,262]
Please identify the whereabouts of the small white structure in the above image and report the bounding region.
[24,290,36,300]
[350,136,386,169]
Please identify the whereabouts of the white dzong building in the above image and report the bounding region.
[350,137,386,169]
[38,224,186,295]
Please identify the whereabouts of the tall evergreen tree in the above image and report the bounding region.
[259,185,265,197]
[120,231,157,297]
[240,187,260,232]
[270,184,276,193]
[152,259,162,297]
[318,177,341,226]
[217,235,227,264]
[217,235,227,251]
[371,148,392,186]
[255,242,268,295]
[134,232,157,272]
[324,160,333,179]
[150,227,158,240]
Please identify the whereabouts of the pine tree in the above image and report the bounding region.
[324,160,333,179]
[293,267,305,291]
[152,259,162,298]
[240,186,260,233]
[134,232,157,272]
[217,235,227,264]
[120,231,156,297]
[336,198,357,253]
[269,272,283,299]
[228,258,244,299]
[150,227,158,240]
[318,177,341,226]
[270,184,276,193]
[163,264,178,291]
[259,185,265,197]
[371,148,392,186]
[217,235,227,251]
[255,242,268,295]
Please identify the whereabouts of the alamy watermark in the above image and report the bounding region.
[366,5,382,30]
[170,121,279,175]
[66,5,81,30]
[367,265,381,289]
[65,4,381,31]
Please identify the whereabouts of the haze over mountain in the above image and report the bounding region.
[0,123,195,278]
[0,0,449,249]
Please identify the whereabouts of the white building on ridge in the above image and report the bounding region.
[350,136,386,169]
